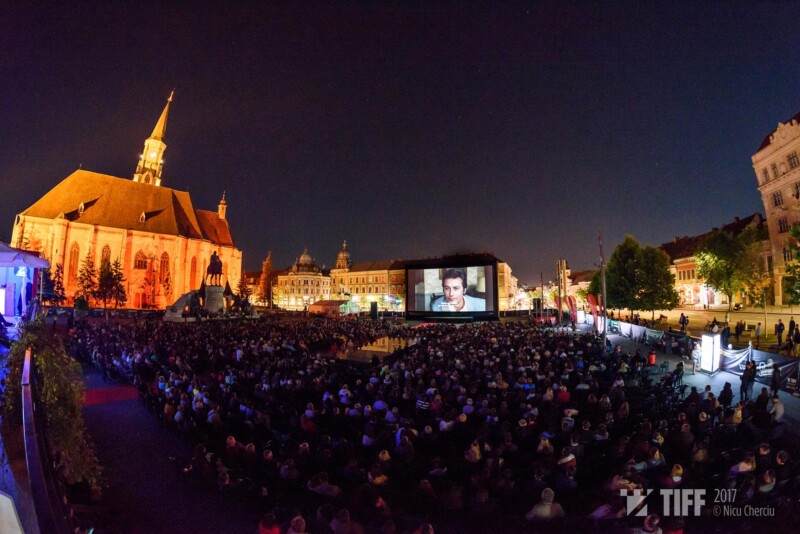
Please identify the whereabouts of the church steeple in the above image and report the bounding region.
[218,191,227,220]
[134,91,173,186]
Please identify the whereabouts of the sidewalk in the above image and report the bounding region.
[592,326,800,430]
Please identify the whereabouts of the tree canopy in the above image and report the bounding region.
[695,225,763,310]
[594,235,679,316]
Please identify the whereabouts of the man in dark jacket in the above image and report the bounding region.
[771,364,781,397]
[740,361,756,402]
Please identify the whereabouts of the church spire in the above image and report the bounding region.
[218,191,227,220]
[133,91,173,187]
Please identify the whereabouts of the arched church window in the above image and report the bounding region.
[134,251,148,270]
[101,245,111,265]
[190,257,197,289]
[159,252,169,283]
[68,243,80,282]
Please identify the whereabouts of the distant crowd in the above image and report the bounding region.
[68,315,800,533]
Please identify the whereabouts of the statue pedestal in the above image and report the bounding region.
[205,285,225,315]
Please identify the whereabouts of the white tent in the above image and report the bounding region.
[0,243,50,269]
[0,491,24,534]
[0,243,50,318]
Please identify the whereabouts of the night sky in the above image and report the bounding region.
[2,3,798,284]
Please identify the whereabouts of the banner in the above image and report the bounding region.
[586,294,600,332]
[644,328,664,346]
[720,348,799,389]
[566,296,577,322]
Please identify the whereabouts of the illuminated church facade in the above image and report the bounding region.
[10,94,243,309]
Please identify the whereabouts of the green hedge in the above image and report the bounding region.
[2,318,103,489]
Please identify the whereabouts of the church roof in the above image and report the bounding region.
[19,169,235,247]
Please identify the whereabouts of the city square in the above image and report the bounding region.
[2,3,800,533]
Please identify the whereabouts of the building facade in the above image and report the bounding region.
[660,214,768,307]
[329,241,406,313]
[753,111,800,305]
[271,248,331,311]
[10,95,242,309]
[497,262,519,311]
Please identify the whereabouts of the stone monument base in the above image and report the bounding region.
[205,285,225,315]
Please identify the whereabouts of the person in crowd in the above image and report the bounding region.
[65,312,800,532]
[525,487,565,521]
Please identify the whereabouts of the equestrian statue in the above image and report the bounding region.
[206,251,224,285]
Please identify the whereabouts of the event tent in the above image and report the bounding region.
[0,243,50,319]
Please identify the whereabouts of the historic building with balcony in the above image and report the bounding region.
[10,94,242,309]
[271,248,330,311]
[753,110,800,304]
[329,241,406,313]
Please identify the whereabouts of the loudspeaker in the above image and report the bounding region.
[370,302,378,319]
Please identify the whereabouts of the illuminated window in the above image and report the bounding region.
[779,218,790,233]
[789,152,799,169]
[159,252,169,283]
[774,191,784,207]
[783,247,793,262]
[190,257,197,288]
[134,251,148,270]
[68,242,80,282]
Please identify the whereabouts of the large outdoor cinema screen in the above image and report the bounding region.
[406,264,497,316]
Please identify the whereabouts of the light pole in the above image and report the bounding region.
[599,232,608,352]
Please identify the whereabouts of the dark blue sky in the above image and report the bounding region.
[2,3,798,284]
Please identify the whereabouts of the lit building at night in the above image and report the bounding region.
[271,248,331,311]
[10,94,242,309]
[660,214,768,307]
[329,241,406,313]
[753,110,800,305]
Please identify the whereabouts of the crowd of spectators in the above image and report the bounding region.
[68,315,800,533]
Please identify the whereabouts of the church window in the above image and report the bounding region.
[78,202,85,216]
[135,251,148,270]
[773,191,784,207]
[779,218,790,233]
[159,252,169,283]
[190,257,197,289]
[789,152,800,169]
[139,212,146,223]
[101,245,111,265]
[68,243,80,282]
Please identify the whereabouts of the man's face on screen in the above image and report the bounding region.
[443,277,465,305]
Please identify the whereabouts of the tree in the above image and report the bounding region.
[76,253,97,306]
[237,275,252,301]
[606,236,641,312]
[781,224,800,304]
[258,251,272,305]
[695,226,761,311]
[94,258,115,310]
[637,246,680,319]
[110,258,127,308]
[42,263,67,306]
